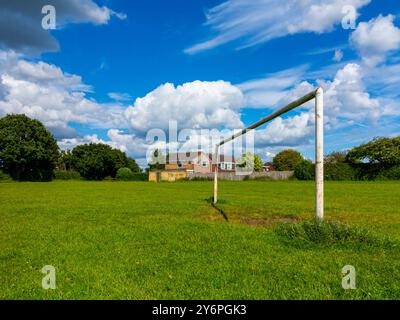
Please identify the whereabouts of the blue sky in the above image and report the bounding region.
[0,0,399,166]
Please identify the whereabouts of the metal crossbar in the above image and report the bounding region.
[213,87,324,220]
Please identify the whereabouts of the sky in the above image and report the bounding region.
[0,0,399,167]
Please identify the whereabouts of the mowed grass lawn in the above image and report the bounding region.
[0,180,399,299]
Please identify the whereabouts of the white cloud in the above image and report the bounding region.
[124,80,245,134]
[0,51,126,138]
[106,129,147,157]
[237,65,309,108]
[256,112,314,147]
[12,60,92,91]
[350,15,400,66]
[247,63,382,150]
[319,63,381,123]
[108,92,132,102]
[185,0,370,54]
[57,134,104,150]
[58,130,146,157]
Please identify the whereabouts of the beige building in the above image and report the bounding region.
[149,151,236,182]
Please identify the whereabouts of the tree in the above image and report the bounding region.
[325,151,348,164]
[148,149,165,171]
[58,150,73,171]
[324,151,356,181]
[0,114,59,181]
[273,149,304,171]
[71,143,140,180]
[346,137,400,167]
[116,167,135,181]
[237,153,263,172]
[126,157,141,173]
[295,160,314,180]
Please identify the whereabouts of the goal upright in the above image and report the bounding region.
[213,87,324,220]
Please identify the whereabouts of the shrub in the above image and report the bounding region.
[54,170,81,180]
[376,165,400,180]
[116,167,135,181]
[294,160,314,180]
[324,162,356,181]
[0,170,12,182]
[275,220,379,246]
[130,173,148,181]
[273,149,304,171]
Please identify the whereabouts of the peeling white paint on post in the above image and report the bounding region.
[213,145,219,204]
[315,87,324,220]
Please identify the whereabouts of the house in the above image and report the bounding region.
[165,151,212,173]
[165,151,236,173]
[211,154,236,172]
[149,151,236,181]
[263,162,275,172]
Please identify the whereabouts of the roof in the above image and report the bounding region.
[166,151,236,163]
[166,151,206,163]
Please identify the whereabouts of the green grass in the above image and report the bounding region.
[0,180,399,299]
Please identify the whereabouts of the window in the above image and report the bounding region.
[202,162,208,167]
[226,163,232,170]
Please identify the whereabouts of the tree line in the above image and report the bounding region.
[271,138,400,181]
[0,114,142,181]
[1,114,399,182]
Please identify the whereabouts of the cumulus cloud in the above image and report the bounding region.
[58,130,146,157]
[0,0,126,54]
[124,80,245,134]
[256,113,314,147]
[185,0,370,54]
[350,15,400,66]
[319,63,380,123]
[247,62,382,150]
[0,51,126,138]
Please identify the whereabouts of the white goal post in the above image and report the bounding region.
[213,87,324,220]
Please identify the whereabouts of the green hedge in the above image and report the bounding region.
[294,161,357,181]
[324,162,356,181]
[116,168,147,181]
[116,167,134,181]
[294,160,314,180]
[376,165,400,180]
[0,170,12,182]
[130,173,148,181]
[54,170,81,180]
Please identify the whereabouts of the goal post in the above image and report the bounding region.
[213,87,324,220]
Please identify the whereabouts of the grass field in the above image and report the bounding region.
[0,180,399,299]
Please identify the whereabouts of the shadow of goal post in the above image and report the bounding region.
[213,87,324,221]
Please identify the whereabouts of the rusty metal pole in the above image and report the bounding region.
[315,87,324,220]
[213,145,219,204]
